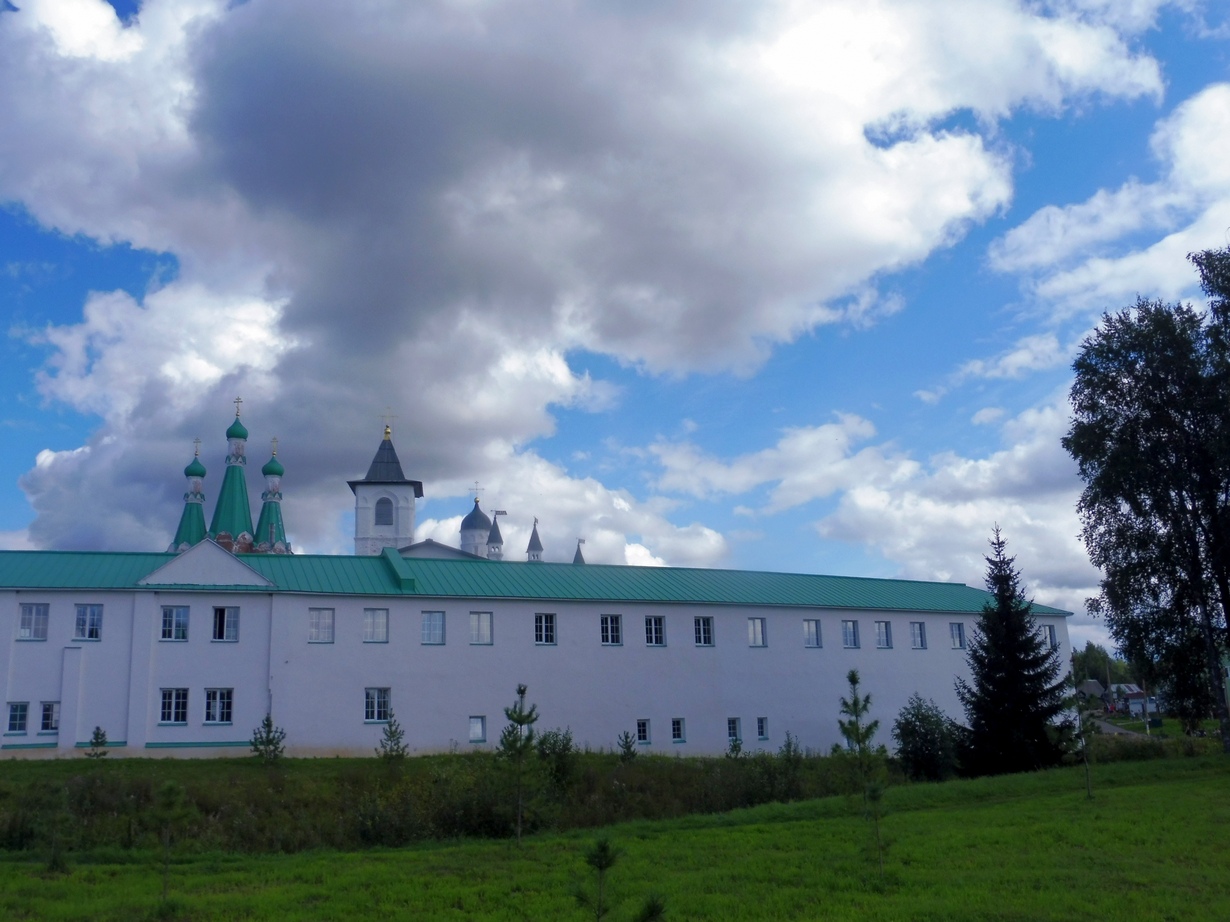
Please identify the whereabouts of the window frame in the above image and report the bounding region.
[644,615,666,647]
[875,620,892,649]
[40,701,60,733]
[842,619,860,649]
[363,608,390,644]
[421,611,445,645]
[470,611,493,645]
[7,702,29,734]
[309,607,335,643]
[161,606,189,642]
[600,614,622,645]
[18,603,49,641]
[910,621,927,649]
[159,688,189,725]
[212,606,240,642]
[727,717,741,744]
[364,687,391,723]
[374,497,394,526]
[1042,623,1059,650]
[694,616,714,646]
[204,688,234,725]
[534,612,557,645]
[671,717,686,743]
[950,622,967,650]
[469,715,487,743]
[636,718,651,744]
[757,716,768,740]
[804,619,822,648]
[748,617,767,647]
[74,604,103,641]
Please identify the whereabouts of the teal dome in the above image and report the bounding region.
[262,454,285,477]
[226,416,249,440]
[184,456,207,478]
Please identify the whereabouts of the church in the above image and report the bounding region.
[0,407,1071,757]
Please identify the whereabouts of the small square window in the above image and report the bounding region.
[694,616,714,646]
[7,702,28,734]
[161,606,189,641]
[470,611,493,645]
[636,718,651,744]
[842,620,860,649]
[804,619,822,648]
[363,608,389,643]
[160,688,189,724]
[365,687,391,722]
[309,608,335,643]
[19,603,49,641]
[727,717,741,743]
[204,688,233,724]
[469,715,486,743]
[748,617,766,647]
[910,622,926,649]
[950,622,966,650]
[535,613,557,645]
[645,616,665,646]
[671,717,686,743]
[213,606,239,642]
[757,717,768,740]
[601,614,622,645]
[421,611,445,645]
[875,621,892,649]
[74,604,103,641]
[40,701,60,733]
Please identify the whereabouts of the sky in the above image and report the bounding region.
[2,0,1229,649]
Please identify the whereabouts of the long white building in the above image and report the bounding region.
[1,416,1071,758]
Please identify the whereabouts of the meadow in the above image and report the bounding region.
[0,753,1226,920]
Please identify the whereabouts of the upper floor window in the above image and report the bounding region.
[842,619,860,649]
[213,606,239,642]
[470,611,493,645]
[875,621,892,649]
[363,608,389,643]
[645,616,666,647]
[161,606,189,641]
[950,622,967,650]
[309,608,335,643]
[374,497,394,526]
[1042,624,1059,650]
[422,611,445,645]
[601,614,622,645]
[535,613,557,645]
[748,617,767,647]
[910,622,926,649]
[636,718,651,744]
[19,603,48,641]
[804,619,822,648]
[74,604,103,641]
[694,616,714,646]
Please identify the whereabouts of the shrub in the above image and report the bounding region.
[250,714,286,766]
[892,694,959,781]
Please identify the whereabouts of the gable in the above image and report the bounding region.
[138,540,274,587]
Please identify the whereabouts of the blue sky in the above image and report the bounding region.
[2,0,1229,648]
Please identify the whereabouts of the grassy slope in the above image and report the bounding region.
[2,757,1227,921]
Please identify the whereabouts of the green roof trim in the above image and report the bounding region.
[0,550,1071,616]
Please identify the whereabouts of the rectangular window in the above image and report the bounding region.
[1042,624,1059,650]
[363,608,389,643]
[364,687,391,722]
[601,614,622,645]
[40,701,60,733]
[204,688,233,724]
[875,621,892,649]
[7,702,28,734]
[910,622,927,649]
[470,611,493,645]
[18,603,49,641]
[842,619,860,649]
[804,619,822,648]
[160,688,189,724]
[748,617,767,647]
[950,622,966,650]
[161,606,189,641]
[212,606,239,642]
[469,716,486,743]
[757,717,768,740]
[671,718,685,743]
[309,608,335,643]
[421,611,445,645]
[535,613,557,645]
[74,604,103,641]
[636,718,651,744]
[645,616,665,646]
[727,717,741,743]
[694,616,714,646]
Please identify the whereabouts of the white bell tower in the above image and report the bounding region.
[348,425,424,556]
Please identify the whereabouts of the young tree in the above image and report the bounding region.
[250,713,287,766]
[497,683,538,844]
[376,709,409,765]
[956,530,1070,776]
[85,726,108,760]
[838,669,887,872]
[891,694,958,782]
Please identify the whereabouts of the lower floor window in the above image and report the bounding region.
[41,701,60,732]
[636,718,651,744]
[671,717,685,742]
[160,688,189,724]
[365,687,391,722]
[469,715,486,743]
[204,688,234,724]
[757,716,768,740]
[7,702,28,734]
[727,717,741,742]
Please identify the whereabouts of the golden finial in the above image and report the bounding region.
[271,437,278,456]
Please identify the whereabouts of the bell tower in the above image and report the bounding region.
[349,425,423,556]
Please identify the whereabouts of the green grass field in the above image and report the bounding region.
[1,756,1226,921]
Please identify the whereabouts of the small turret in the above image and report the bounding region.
[254,438,290,554]
[169,440,207,552]
[573,538,586,565]
[209,399,255,552]
[349,424,423,556]
[460,497,493,557]
[526,518,544,563]
[487,510,506,561]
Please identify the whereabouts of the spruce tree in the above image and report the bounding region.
[498,683,538,844]
[956,529,1070,776]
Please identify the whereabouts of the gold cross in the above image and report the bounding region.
[233,396,243,417]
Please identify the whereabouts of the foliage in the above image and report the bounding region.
[956,530,1070,776]
[575,837,666,922]
[376,710,409,765]
[497,683,538,844]
[1070,641,1134,690]
[535,727,576,791]
[151,781,196,903]
[1063,247,1230,753]
[891,695,959,782]
[616,731,638,764]
[838,669,888,872]
[85,726,109,760]
[249,714,286,766]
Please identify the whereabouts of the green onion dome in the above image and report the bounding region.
[184,456,207,478]
[226,415,249,440]
[262,454,285,477]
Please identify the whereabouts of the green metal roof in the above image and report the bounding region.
[0,549,1071,615]
[208,464,253,539]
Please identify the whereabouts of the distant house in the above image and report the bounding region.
[1076,678,1107,707]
